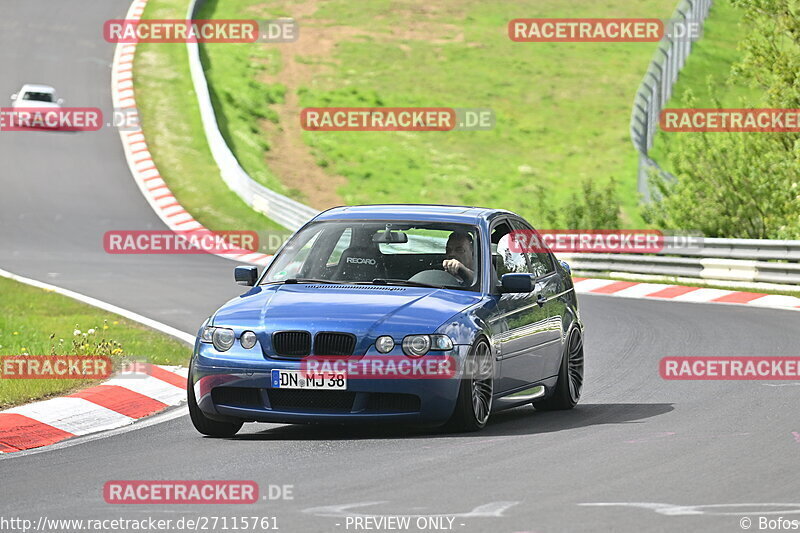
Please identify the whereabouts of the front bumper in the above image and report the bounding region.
[191,345,469,425]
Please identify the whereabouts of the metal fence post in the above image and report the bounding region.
[631,0,713,202]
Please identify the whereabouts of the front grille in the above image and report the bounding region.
[272,331,311,357]
[267,389,356,412]
[314,332,356,356]
[364,393,421,413]
[211,387,263,409]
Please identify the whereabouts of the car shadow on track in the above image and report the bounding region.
[226,402,674,441]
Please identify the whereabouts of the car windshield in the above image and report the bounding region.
[261,220,481,291]
[22,91,54,102]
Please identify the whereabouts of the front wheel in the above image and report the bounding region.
[445,338,494,432]
[187,368,243,437]
[534,328,584,411]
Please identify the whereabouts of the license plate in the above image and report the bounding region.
[271,369,346,390]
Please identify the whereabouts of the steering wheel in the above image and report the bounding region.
[408,269,461,287]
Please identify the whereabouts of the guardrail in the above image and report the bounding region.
[560,237,800,287]
[186,0,320,231]
[630,0,713,201]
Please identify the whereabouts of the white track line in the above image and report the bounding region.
[0,268,194,345]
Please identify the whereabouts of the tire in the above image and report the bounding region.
[187,368,243,437]
[445,338,494,432]
[534,328,584,411]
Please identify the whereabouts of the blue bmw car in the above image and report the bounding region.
[188,205,584,435]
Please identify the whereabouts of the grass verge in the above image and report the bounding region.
[134,0,285,235]
[0,277,191,409]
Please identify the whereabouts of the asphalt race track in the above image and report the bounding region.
[1,2,800,532]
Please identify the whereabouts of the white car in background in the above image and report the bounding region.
[10,84,63,108]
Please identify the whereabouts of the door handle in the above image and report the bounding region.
[536,294,547,307]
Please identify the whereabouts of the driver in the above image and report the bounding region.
[442,231,475,283]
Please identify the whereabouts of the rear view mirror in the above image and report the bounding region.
[10,93,17,101]
[559,260,571,275]
[234,266,258,286]
[500,273,533,293]
[56,98,64,105]
[373,230,408,244]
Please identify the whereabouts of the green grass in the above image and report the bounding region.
[649,0,763,164]
[186,0,681,228]
[0,277,191,409]
[134,0,284,234]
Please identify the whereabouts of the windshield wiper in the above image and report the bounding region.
[261,278,340,285]
[368,278,444,289]
[285,278,341,284]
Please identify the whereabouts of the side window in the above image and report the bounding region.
[326,228,352,266]
[496,233,530,274]
[511,219,554,277]
[490,220,530,290]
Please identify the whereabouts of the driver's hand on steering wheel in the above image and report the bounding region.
[443,260,474,285]
[442,258,464,277]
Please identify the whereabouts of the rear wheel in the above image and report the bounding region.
[187,368,243,437]
[446,338,494,432]
[534,328,584,411]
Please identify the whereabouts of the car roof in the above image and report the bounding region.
[313,204,517,224]
[19,84,56,93]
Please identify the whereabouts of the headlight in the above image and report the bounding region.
[375,336,395,353]
[402,334,453,357]
[402,335,431,357]
[240,331,258,349]
[200,326,214,343]
[211,328,235,351]
[429,334,454,351]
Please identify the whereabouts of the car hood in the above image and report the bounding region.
[212,283,481,339]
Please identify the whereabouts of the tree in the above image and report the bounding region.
[646,0,800,238]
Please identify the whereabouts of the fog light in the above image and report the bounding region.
[240,331,258,349]
[375,336,395,353]
[212,328,235,351]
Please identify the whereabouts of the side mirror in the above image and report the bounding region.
[559,260,571,275]
[10,93,17,101]
[56,98,64,105]
[234,266,258,286]
[500,273,533,293]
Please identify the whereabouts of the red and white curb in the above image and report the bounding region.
[573,278,800,311]
[0,364,187,453]
[111,0,272,267]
